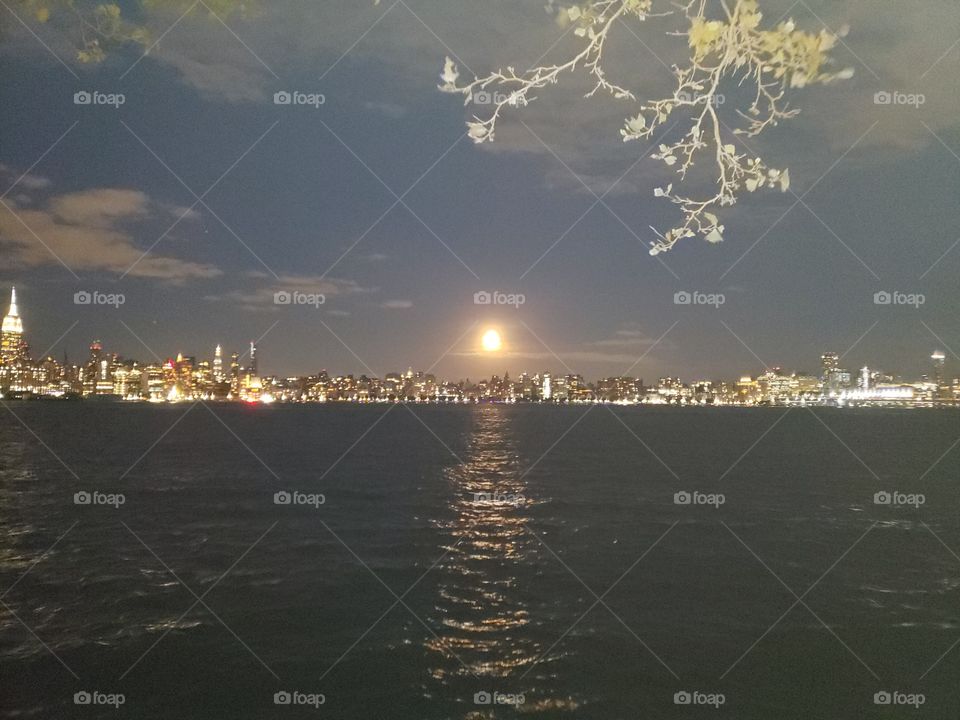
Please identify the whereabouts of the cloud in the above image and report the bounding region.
[0,186,221,280]
[129,6,277,104]
[162,203,203,223]
[0,163,51,191]
[207,272,371,312]
[590,329,660,348]
[382,299,413,309]
[49,188,150,228]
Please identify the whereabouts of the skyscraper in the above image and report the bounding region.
[1,287,26,364]
[248,341,258,378]
[932,350,946,399]
[0,286,31,391]
[820,352,839,378]
[213,344,224,383]
[230,352,240,396]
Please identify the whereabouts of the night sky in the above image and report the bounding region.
[1,0,957,381]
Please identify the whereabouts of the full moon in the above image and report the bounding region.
[481,329,502,352]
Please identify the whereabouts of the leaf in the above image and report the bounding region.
[439,56,459,86]
[626,113,646,133]
[467,122,489,141]
[705,228,724,243]
[746,178,759,192]
[779,168,791,192]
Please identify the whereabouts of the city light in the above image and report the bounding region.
[0,287,957,407]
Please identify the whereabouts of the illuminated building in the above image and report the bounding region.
[240,373,262,401]
[213,344,224,383]
[230,352,240,396]
[1,287,26,362]
[143,364,165,400]
[932,351,946,399]
[171,354,196,398]
[795,375,821,396]
[195,360,212,396]
[112,362,142,399]
[657,377,682,402]
[820,352,839,378]
[824,367,852,392]
[82,341,112,395]
[1,287,31,391]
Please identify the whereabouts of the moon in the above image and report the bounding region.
[481,329,502,352]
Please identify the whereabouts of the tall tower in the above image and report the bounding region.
[248,341,258,378]
[820,352,839,379]
[932,351,946,399]
[213,344,224,383]
[230,352,240,396]
[83,341,104,395]
[1,287,26,364]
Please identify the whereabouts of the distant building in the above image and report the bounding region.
[248,341,258,378]
[213,344,224,383]
[820,351,839,378]
[0,287,31,390]
[932,351,946,399]
[1,287,25,362]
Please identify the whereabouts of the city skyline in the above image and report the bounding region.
[3,284,955,405]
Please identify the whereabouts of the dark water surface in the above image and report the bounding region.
[1,403,959,718]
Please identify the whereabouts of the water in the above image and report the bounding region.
[1,403,959,718]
